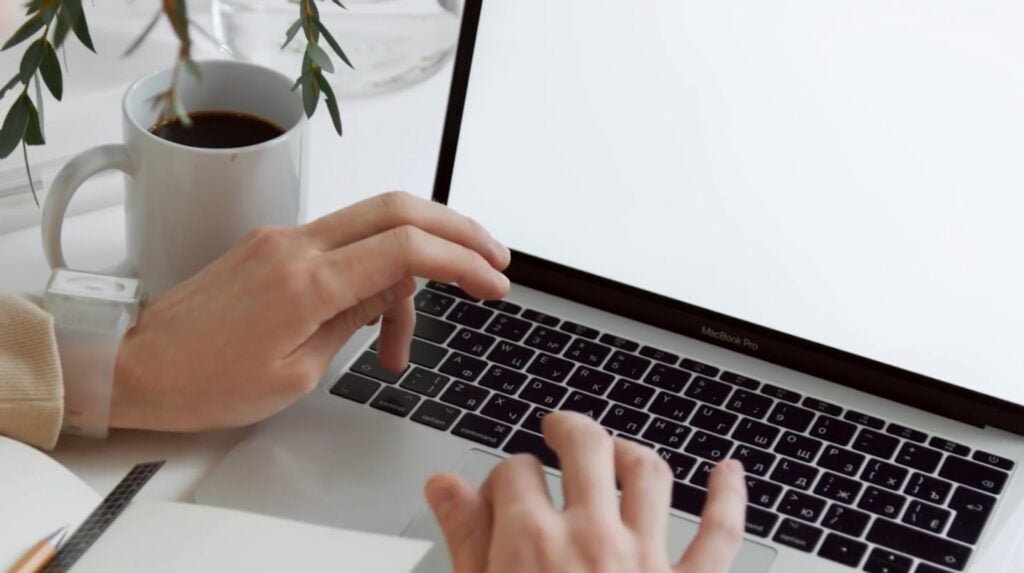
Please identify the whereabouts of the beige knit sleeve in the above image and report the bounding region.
[0,293,63,449]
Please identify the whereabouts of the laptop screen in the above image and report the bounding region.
[444,1,1024,407]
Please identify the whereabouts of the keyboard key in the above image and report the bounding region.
[683,376,732,406]
[947,486,996,545]
[370,387,421,418]
[818,533,867,568]
[896,442,944,473]
[399,367,450,398]
[772,518,823,553]
[642,417,691,450]
[447,301,493,329]
[522,407,551,433]
[867,518,972,571]
[817,445,866,477]
[481,299,522,315]
[862,459,909,491]
[761,383,801,404]
[409,338,449,368]
[730,444,777,477]
[671,481,707,516]
[559,320,599,339]
[770,459,818,491]
[690,405,739,436]
[679,358,720,378]
[410,400,461,431]
[439,352,488,382]
[746,476,784,508]
[719,370,760,390]
[425,281,476,301]
[503,430,559,469]
[929,437,970,457]
[858,486,906,519]
[413,312,458,343]
[803,397,842,417]
[904,472,952,505]
[601,404,650,435]
[441,383,489,413]
[605,351,651,380]
[448,328,496,357]
[853,428,901,460]
[350,352,405,384]
[744,505,779,538]
[484,313,532,342]
[887,423,928,444]
[414,289,456,316]
[644,363,691,393]
[452,413,513,448]
[916,564,951,573]
[972,450,1014,471]
[565,366,615,395]
[519,378,568,409]
[822,504,872,537]
[487,341,536,370]
[864,548,912,573]
[562,391,610,421]
[767,402,816,433]
[330,373,381,404]
[843,409,885,430]
[524,326,572,354]
[809,415,858,446]
[564,338,612,367]
[776,431,823,464]
[599,333,639,352]
[690,461,715,488]
[724,389,773,420]
[657,449,698,480]
[526,352,574,383]
[478,365,529,395]
[938,455,1008,495]
[903,500,950,534]
[521,308,559,327]
[649,391,698,423]
[640,345,679,365]
[480,393,531,425]
[814,471,862,506]
[732,418,780,450]
[684,431,734,462]
[779,490,827,523]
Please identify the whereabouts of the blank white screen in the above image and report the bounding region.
[447,1,1024,406]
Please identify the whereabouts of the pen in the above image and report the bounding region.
[7,526,67,573]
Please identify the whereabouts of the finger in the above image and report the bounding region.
[541,411,618,515]
[375,294,415,372]
[615,438,672,544]
[425,473,492,573]
[305,191,511,270]
[481,454,556,519]
[676,460,747,573]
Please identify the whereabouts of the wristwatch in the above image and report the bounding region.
[43,269,143,438]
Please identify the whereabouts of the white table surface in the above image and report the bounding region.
[0,0,451,501]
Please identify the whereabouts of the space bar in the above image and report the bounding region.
[502,430,560,469]
[866,519,972,571]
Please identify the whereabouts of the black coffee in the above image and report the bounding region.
[150,111,284,149]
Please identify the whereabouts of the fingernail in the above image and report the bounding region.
[382,287,396,304]
[494,271,510,289]
[724,459,744,476]
[428,484,455,513]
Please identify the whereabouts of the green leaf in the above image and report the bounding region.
[172,93,191,127]
[0,75,21,100]
[315,21,353,69]
[318,71,342,136]
[60,0,95,53]
[184,58,202,81]
[52,7,70,48]
[22,141,39,206]
[300,55,319,117]
[124,10,163,57]
[329,0,347,8]
[19,40,44,83]
[0,97,31,159]
[282,18,302,49]
[24,96,44,145]
[40,40,62,100]
[305,42,334,73]
[33,71,43,138]
[291,74,302,91]
[2,14,44,51]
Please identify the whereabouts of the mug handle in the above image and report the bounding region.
[41,144,135,271]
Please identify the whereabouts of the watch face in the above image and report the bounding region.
[47,269,142,304]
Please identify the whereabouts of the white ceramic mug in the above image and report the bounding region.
[42,60,307,298]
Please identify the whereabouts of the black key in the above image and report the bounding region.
[478,365,529,395]
[803,397,842,417]
[744,505,780,538]
[761,383,801,404]
[916,564,952,573]
[822,504,872,537]
[719,370,760,390]
[903,500,951,534]
[410,400,461,431]
[843,409,885,430]
[350,352,405,384]
[487,341,536,370]
[930,437,970,457]
[563,338,612,367]
[370,387,421,418]
[524,325,572,354]
[904,472,953,506]
[413,312,458,343]
[599,333,639,352]
[671,481,707,516]
[724,389,773,420]
[775,431,823,464]
[947,486,996,545]
[938,455,1008,495]
[864,548,912,573]
[562,391,610,421]
[448,328,496,357]
[862,459,909,491]
[779,490,827,523]
[887,423,928,444]
[658,449,699,481]
[896,442,944,473]
[767,402,816,432]
[565,366,615,396]
[618,434,657,450]
[521,308,559,327]
[730,444,777,477]
[519,378,568,409]
[503,430,559,469]
[684,431,734,462]
[482,299,522,315]
[683,376,732,406]
[690,405,739,436]
[559,320,599,339]
[644,364,691,393]
[690,461,715,488]
[426,281,476,301]
[858,486,906,519]
[440,381,490,410]
[746,476,784,508]
[409,338,449,368]
[772,518,823,553]
[642,417,691,450]
[853,428,901,460]
[480,393,531,425]
[814,472,863,505]
[770,458,818,491]
[809,415,858,446]
[330,373,381,404]
[608,379,656,409]
[527,352,575,383]
[817,445,866,477]
[414,289,456,316]
[447,301,494,329]
[601,404,650,435]
[400,367,450,398]
[484,313,532,342]
[679,358,720,378]
[732,418,780,450]
[640,345,679,365]
[973,450,1014,471]
[452,413,513,448]
[867,519,973,571]
[649,391,698,423]
[605,350,651,380]
[522,407,551,434]
[439,352,488,382]
[818,533,867,568]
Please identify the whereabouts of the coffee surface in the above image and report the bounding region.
[150,111,284,149]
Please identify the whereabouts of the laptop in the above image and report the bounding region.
[195,1,1024,571]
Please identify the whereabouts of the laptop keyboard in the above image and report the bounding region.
[330,282,1016,573]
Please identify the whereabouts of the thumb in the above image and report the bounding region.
[425,473,492,573]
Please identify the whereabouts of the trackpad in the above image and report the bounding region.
[404,450,777,573]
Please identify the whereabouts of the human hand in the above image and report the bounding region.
[426,412,747,573]
[110,191,510,431]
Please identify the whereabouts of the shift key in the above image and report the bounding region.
[866,518,972,571]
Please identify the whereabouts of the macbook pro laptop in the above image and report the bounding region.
[195,1,1024,571]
